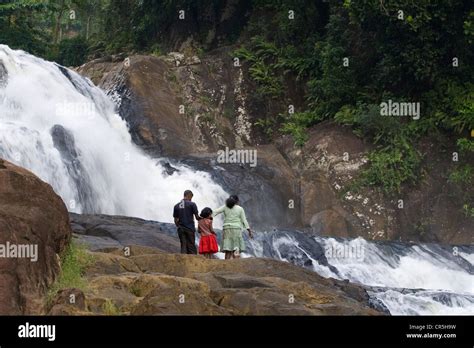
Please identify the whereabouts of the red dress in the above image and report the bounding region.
[198,218,219,254]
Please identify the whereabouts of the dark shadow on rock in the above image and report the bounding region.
[70,213,180,253]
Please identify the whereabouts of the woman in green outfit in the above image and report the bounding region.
[213,195,253,259]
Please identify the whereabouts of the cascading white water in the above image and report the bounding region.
[246,231,474,315]
[321,237,474,315]
[0,45,227,220]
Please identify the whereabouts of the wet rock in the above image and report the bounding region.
[178,145,300,229]
[310,209,352,238]
[0,60,7,87]
[51,125,97,212]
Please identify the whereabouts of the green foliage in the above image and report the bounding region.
[234,37,284,98]
[448,136,474,217]
[359,139,421,195]
[336,104,404,143]
[102,299,120,315]
[462,204,474,218]
[47,240,93,304]
[280,111,316,146]
[56,36,88,66]
[449,165,473,185]
[333,102,425,194]
[0,0,109,61]
[240,0,472,195]
[454,138,474,176]
[457,138,474,153]
[150,43,163,57]
[335,104,423,194]
[254,117,276,138]
[0,0,50,56]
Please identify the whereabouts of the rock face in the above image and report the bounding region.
[277,124,474,244]
[48,245,382,316]
[0,159,71,314]
[277,122,385,240]
[52,213,383,315]
[78,50,256,158]
[77,52,473,245]
[178,145,301,229]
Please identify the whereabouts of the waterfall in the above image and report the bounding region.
[0,45,227,220]
[244,229,474,315]
[1,45,472,316]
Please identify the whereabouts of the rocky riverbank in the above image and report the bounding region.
[0,158,382,315]
[48,244,382,315]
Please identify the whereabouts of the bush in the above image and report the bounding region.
[360,142,421,195]
[47,240,94,304]
[449,137,474,217]
[102,299,120,315]
[234,37,284,99]
[335,103,404,143]
[56,36,89,67]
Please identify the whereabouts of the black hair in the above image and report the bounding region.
[226,195,239,208]
[200,207,213,218]
[183,190,193,197]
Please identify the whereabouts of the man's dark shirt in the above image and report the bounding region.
[173,199,198,232]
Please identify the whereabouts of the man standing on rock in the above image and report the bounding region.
[173,190,200,254]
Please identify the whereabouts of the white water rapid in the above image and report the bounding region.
[246,231,474,315]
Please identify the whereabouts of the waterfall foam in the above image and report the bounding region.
[0,45,227,221]
[246,230,474,315]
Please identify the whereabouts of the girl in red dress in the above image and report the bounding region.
[198,207,219,258]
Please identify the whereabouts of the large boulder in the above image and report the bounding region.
[70,246,382,316]
[0,159,71,314]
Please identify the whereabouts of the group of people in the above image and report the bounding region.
[172,190,253,259]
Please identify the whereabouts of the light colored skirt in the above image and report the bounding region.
[221,227,246,252]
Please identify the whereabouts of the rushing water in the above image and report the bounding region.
[244,230,474,315]
[0,45,227,220]
[1,46,472,315]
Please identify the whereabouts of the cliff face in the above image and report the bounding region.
[77,51,472,245]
